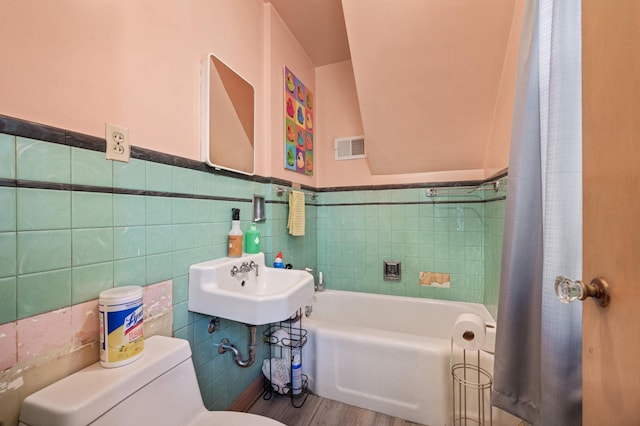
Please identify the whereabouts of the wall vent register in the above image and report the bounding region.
[334,136,365,160]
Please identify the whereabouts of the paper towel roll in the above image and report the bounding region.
[452,313,486,351]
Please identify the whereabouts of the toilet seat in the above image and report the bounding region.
[189,411,285,426]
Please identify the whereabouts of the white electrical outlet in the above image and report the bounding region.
[105,123,130,162]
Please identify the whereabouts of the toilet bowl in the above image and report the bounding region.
[18,335,284,426]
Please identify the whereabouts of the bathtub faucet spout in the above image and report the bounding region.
[305,267,324,292]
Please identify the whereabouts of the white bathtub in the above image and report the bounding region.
[301,290,497,426]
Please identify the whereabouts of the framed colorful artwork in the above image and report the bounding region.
[284,66,313,175]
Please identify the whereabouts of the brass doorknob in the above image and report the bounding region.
[554,276,611,307]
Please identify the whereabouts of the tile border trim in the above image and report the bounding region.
[0,114,507,203]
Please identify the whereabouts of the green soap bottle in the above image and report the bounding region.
[245,223,261,254]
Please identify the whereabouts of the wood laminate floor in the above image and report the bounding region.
[248,392,426,426]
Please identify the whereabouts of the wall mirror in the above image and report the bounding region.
[201,53,255,175]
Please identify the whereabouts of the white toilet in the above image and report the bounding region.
[19,335,284,426]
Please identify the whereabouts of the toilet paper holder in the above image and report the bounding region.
[554,276,610,307]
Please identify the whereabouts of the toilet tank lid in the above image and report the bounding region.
[19,336,192,426]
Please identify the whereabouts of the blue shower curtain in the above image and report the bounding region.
[492,1,583,425]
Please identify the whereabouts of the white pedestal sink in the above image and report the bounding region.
[188,253,314,325]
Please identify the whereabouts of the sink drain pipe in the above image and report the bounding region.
[217,324,257,368]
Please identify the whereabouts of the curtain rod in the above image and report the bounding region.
[425,175,506,198]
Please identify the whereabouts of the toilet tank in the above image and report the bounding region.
[19,336,205,426]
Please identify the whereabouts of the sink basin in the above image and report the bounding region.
[188,253,314,325]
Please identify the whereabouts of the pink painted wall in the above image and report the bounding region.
[0,280,172,371]
[0,281,173,424]
[314,61,490,187]
[482,0,525,178]
[315,60,365,187]
[0,0,265,170]
[0,0,519,187]
[314,2,522,187]
[264,5,317,186]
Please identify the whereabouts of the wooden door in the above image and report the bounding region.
[582,1,640,424]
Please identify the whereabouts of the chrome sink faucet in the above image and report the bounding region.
[248,261,259,277]
[230,261,259,277]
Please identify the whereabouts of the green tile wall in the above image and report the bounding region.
[18,189,71,230]
[0,132,315,410]
[16,137,70,183]
[0,133,16,179]
[18,230,71,274]
[483,178,507,318]
[316,189,500,305]
[17,268,71,318]
[71,147,113,186]
[0,129,506,408]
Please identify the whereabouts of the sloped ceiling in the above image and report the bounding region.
[266,0,520,176]
[265,0,350,66]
